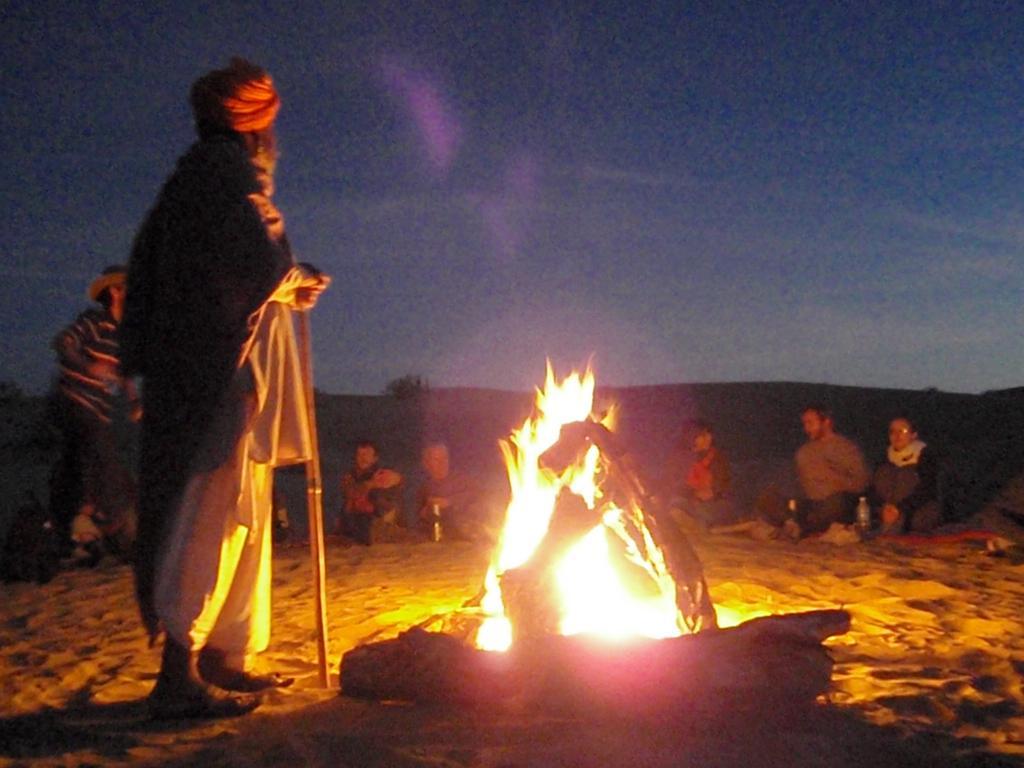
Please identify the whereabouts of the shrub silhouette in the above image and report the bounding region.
[384,374,429,400]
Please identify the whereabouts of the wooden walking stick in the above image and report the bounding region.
[297,306,331,687]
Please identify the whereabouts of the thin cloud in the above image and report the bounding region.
[377,55,463,176]
[0,266,88,283]
[930,254,1021,281]
[577,163,706,190]
[889,207,1024,247]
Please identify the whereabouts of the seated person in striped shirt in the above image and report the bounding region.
[48,264,139,561]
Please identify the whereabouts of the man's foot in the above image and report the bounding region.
[67,542,104,569]
[203,668,294,693]
[369,509,400,544]
[782,518,802,541]
[150,635,262,720]
[198,647,294,693]
[986,536,1013,556]
[747,518,780,541]
[819,522,861,546]
[148,675,261,720]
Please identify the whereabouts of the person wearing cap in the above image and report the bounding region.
[48,264,139,562]
[121,58,331,719]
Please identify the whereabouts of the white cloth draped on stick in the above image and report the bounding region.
[155,301,311,656]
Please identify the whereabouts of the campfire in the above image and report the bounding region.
[341,364,850,716]
[475,363,714,652]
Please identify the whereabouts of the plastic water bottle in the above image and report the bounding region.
[855,496,871,535]
[431,503,442,542]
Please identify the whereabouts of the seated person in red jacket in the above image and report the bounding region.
[872,417,945,534]
[415,441,492,542]
[340,440,403,545]
[663,419,735,528]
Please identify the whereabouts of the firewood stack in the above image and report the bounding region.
[340,610,851,716]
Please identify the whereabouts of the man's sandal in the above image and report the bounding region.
[204,668,295,693]
[148,680,261,720]
[198,648,294,693]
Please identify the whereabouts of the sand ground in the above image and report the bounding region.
[2,529,1023,767]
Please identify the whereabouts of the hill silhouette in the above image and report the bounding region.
[2,381,1021,541]
[300,381,1023,530]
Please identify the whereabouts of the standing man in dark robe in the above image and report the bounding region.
[121,58,330,719]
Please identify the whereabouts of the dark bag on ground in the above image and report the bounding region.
[1,492,61,584]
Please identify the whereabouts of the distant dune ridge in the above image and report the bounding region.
[1,381,1022,542]
[302,381,1024,528]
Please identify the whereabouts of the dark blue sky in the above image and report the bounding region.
[3,1,1021,395]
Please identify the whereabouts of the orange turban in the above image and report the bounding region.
[88,264,127,301]
[189,57,281,134]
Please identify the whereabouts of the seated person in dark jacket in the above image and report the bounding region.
[663,420,735,528]
[340,440,403,545]
[415,441,492,542]
[872,417,944,533]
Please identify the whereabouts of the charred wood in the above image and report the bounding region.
[340,609,850,717]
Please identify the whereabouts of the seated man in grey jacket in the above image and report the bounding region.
[791,405,870,537]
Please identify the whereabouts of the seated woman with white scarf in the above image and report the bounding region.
[872,417,946,534]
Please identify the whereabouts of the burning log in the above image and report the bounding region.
[538,419,716,633]
[339,627,519,705]
[500,489,598,640]
[340,609,851,716]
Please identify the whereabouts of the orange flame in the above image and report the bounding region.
[476,362,683,651]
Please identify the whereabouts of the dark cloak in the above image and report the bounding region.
[120,133,291,641]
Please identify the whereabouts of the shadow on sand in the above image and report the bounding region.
[0,696,219,763]
[3,693,1020,768]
